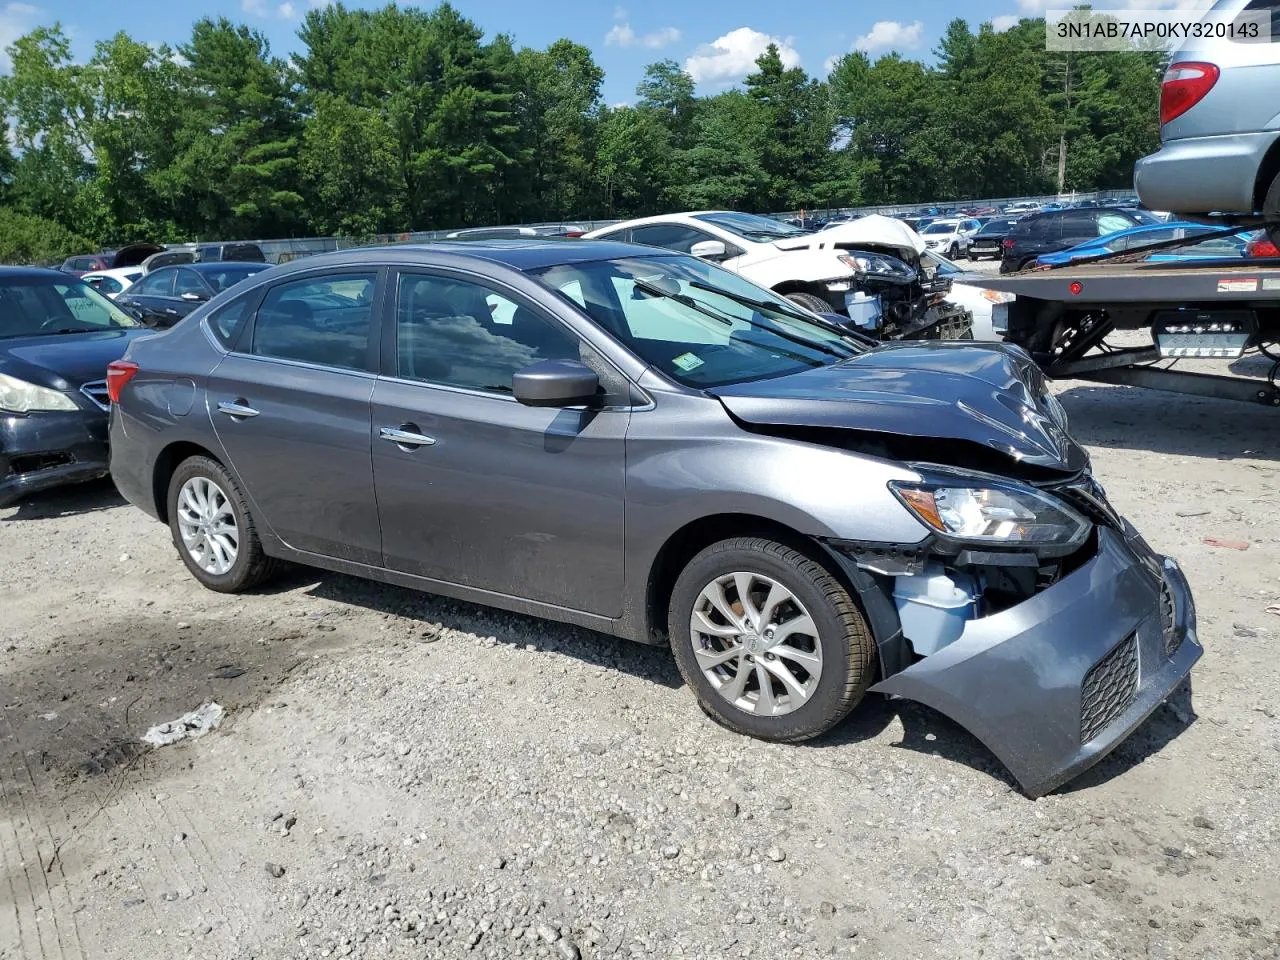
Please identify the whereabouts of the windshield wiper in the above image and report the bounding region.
[45,327,101,335]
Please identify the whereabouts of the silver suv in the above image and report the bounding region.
[1133,0,1280,238]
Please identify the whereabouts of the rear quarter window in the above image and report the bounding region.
[207,296,254,348]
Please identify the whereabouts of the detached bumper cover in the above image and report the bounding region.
[871,526,1201,797]
[0,410,110,507]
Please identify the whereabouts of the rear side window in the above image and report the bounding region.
[1096,212,1133,235]
[207,297,253,347]
[250,272,377,371]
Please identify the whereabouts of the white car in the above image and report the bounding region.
[922,250,1014,341]
[80,267,143,299]
[583,211,874,317]
[917,219,982,259]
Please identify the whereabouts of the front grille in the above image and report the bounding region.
[80,380,109,412]
[8,452,75,477]
[1080,634,1139,744]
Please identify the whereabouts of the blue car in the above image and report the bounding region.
[1035,221,1246,267]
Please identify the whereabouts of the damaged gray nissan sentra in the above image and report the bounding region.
[106,240,1201,797]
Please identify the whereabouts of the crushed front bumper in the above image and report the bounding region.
[0,410,111,508]
[871,526,1201,797]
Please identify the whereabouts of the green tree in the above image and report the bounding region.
[593,105,672,216]
[636,59,696,147]
[744,45,833,210]
[299,93,403,237]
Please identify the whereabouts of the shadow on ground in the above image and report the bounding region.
[0,477,124,521]
[299,570,683,690]
[1056,376,1279,461]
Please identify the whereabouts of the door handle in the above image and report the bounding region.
[163,308,180,315]
[379,425,436,448]
[217,400,260,419]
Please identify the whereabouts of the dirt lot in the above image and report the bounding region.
[2,371,1279,960]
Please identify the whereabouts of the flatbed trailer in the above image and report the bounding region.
[981,243,1280,407]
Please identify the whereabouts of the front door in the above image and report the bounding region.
[208,268,384,565]
[371,270,628,616]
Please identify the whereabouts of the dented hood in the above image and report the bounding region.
[709,342,1087,472]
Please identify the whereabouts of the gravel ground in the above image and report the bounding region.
[2,370,1279,960]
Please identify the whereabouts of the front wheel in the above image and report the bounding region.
[167,455,281,593]
[784,291,835,315]
[948,243,960,259]
[668,537,875,742]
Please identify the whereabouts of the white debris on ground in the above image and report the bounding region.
[141,701,225,746]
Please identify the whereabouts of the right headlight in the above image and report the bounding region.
[0,373,79,414]
[889,478,1089,549]
[837,251,917,284]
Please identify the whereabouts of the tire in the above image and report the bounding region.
[166,455,281,593]
[668,537,876,743]
[948,243,960,259]
[1265,172,1280,248]
[784,291,834,315]
[1018,256,1039,272]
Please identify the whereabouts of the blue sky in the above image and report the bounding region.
[0,0,1187,102]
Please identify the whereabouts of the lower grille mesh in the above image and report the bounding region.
[1080,634,1139,744]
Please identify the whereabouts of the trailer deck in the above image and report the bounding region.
[978,247,1280,407]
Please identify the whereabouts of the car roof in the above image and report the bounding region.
[147,261,267,275]
[0,266,75,281]
[258,240,669,277]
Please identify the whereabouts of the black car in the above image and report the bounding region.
[117,262,267,328]
[0,267,149,506]
[195,241,267,263]
[967,218,1024,261]
[999,207,1157,273]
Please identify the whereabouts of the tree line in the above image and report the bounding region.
[0,3,1166,261]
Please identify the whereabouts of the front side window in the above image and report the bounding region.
[629,224,713,254]
[175,269,208,298]
[251,272,377,370]
[133,271,176,297]
[1096,212,1134,235]
[394,274,581,394]
[530,255,861,389]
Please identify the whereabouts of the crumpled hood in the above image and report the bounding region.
[709,341,1087,472]
[770,215,926,264]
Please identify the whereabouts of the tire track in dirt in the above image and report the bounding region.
[0,708,81,960]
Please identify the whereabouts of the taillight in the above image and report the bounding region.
[1002,238,1015,249]
[1160,62,1219,125]
[106,360,139,403]
[1245,237,1280,258]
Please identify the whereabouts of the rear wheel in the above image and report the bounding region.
[668,537,875,743]
[1018,256,1039,272]
[1265,172,1280,248]
[167,455,281,593]
[784,291,833,315]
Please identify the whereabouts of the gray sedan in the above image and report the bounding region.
[106,240,1201,796]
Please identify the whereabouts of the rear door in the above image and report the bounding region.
[370,268,628,615]
[208,268,385,565]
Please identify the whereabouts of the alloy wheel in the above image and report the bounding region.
[176,476,239,576]
[689,571,823,717]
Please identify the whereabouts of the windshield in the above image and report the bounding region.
[529,255,861,388]
[921,223,958,235]
[204,266,265,292]
[0,276,141,338]
[692,212,806,243]
[976,221,1011,235]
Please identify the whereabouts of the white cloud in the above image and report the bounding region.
[605,22,680,49]
[278,1,296,17]
[613,5,627,20]
[684,27,800,85]
[853,20,924,53]
[242,0,267,14]
[991,14,1021,31]
[0,1,42,70]
[823,53,842,75]
[242,0,300,18]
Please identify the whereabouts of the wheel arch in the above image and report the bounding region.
[1253,135,1280,213]
[151,440,223,523]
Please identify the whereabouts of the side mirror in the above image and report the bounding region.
[180,291,208,302]
[690,239,728,261]
[512,359,599,408]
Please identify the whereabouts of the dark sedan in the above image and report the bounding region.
[0,267,149,506]
[117,262,266,329]
[106,240,1200,797]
